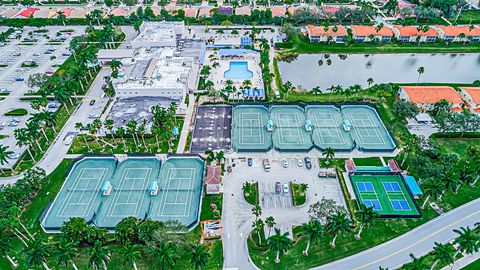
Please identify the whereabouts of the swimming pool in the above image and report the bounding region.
[224,61,253,80]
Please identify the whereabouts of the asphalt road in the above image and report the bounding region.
[313,198,480,270]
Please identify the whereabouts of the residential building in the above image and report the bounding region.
[130,21,185,49]
[350,25,394,42]
[235,6,251,16]
[204,166,221,194]
[434,25,480,42]
[393,26,439,43]
[398,86,464,112]
[459,87,480,114]
[306,24,347,43]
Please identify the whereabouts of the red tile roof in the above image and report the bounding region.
[307,24,348,37]
[394,26,439,37]
[451,107,463,112]
[271,6,286,17]
[388,159,401,172]
[436,25,480,37]
[19,8,39,18]
[351,25,394,37]
[401,86,464,105]
[461,87,480,105]
[205,166,221,185]
[345,159,356,173]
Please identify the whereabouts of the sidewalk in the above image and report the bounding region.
[176,93,195,153]
[441,252,480,270]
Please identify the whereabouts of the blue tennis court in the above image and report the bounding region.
[363,199,382,211]
[391,200,411,211]
[357,182,375,192]
[383,182,401,192]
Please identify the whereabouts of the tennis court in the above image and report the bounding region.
[231,105,272,152]
[95,158,160,228]
[150,156,204,227]
[306,105,354,151]
[342,105,396,152]
[271,105,313,151]
[350,174,420,217]
[42,156,205,232]
[41,157,117,230]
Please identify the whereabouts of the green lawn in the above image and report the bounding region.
[201,194,223,220]
[352,157,384,166]
[244,182,259,205]
[4,108,28,116]
[456,10,480,24]
[291,183,306,206]
[285,35,480,54]
[462,257,480,270]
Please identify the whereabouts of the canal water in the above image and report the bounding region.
[277,53,480,90]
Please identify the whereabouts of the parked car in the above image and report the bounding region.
[101,84,107,89]
[247,158,253,167]
[275,182,282,194]
[296,157,303,167]
[281,158,288,168]
[304,156,312,169]
[89,99,96,106]
[13,52,21,56]
[263,159,271,172]
[64,134,75,145]
[283,183,290,194]
[15,77,24,81]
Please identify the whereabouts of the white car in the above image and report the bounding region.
[296,157,303,167]
[281,158,288,168]
[283,183,290,194]
[64,134,75,145]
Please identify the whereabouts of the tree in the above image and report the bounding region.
[322,147,335,164]
[404,253,428,270]
[367,77,374,86]
[421,178,445,209]
[23,238,51,270]
[326,211,352,247]
[431,242,454,269]
[0,238,18,269]
[252,218,265,245]
[0,144,13,173]
[393,100,419,119]
[115,217,141,244]
[148,241,180,270]
[355,204,378,240]
[56,10,67,26]
[190,244,210,270]
[311,86,322,102]
[53,240,79,270]
[308,198,346,225]
[120,242,142,270]
[252,204,262,220]
[88,241,110,270]
[265,216,276,238]
[27,73,50,88]
[267,228,292,263]
[299,219,324,256]
[416,66,425,84]
[453,227,479,259]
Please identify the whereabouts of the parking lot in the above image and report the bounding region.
[0,26,85,169]
[224,154,347,237]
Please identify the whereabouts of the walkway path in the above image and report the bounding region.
[441,252,480,270]
[176,93,195,153]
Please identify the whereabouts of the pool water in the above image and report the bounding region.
[224,61,253,80]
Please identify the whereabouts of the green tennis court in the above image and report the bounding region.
[231,105,272,152]
[41,156,205,232]
[342,105,396,152]
[270,105,313,151]
[306,105,354,151]
[350,174,420,217]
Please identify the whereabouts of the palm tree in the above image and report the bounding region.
[367,77,374,87]
[104,119,117,147]
[431,242,454,270]
[24,238,51,270]
[54,240,79,270]
[416,66,425,84]
[0,144,13,173]
[355,204,378,240]
[127,120,139,150]
[252,204,262,220]
[267,228,292,263]
[322,147,335,164]
[283,81,292,99]
[88,241,110,270]
[453,227,479,259]
[121,242,142,270]
[204,150,215,164]
[421,179,445,209]
[311,86,322,102]
[326,211,352,248]
[252,218,265,245]
[215,151,224,165]
[300,219,324,256]
[190,244,210,270]
[14,128,35,161]
[75,122,91,152]
[56,10,66,26]
[149,241,180,270]
[405,253,428,270]
[0,238,18,269]
[265,216,276,238]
